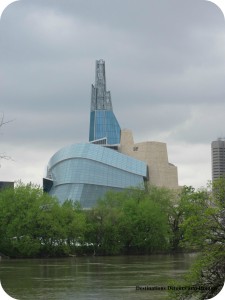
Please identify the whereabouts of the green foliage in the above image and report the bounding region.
[85,188,172,255]
[168,179,225,300]
[120,192,170,253]
[85,191,124,255]
[0,182,87,257]
[61,200,87,254]
[168,246,225,300]
[176,186,210,249]
[211,177,225,207]
[1,180,224,299]
[0,182,48,257]
[0,182,205,258]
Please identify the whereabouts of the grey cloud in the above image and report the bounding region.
[2,111,89,147]
[170,104,225,143]
[0,0,225,187]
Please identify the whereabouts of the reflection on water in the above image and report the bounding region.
[0,254,197,300]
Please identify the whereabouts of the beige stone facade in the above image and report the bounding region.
[118,129,179,189]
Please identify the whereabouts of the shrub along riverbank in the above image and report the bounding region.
[0,180,225,299]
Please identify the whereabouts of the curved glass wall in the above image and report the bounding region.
[45,143,147,208]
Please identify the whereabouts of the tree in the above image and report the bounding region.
[0,113,13,162]
[168,179,225,300]
[61,200,87,255]
[118,189,171,254]
[168,186,209,251]
[85,191,124,255]
[0,182,67,257]
[85,187,172,255]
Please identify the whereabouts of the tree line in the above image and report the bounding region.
[0,182,195,258]
[0,180,224,299]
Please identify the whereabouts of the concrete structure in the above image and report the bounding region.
[119,129,178,189]
[211,138,225,181]
[44,59,179,208]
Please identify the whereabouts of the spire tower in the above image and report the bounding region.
[89,59,121,145]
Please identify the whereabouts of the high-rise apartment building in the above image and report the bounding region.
[211,138,225,181]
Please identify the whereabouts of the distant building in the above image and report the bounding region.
[44,60,179,208]
[0,181,14,191]
[211,138,225,181]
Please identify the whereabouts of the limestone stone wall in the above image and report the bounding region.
[118,129,179,189]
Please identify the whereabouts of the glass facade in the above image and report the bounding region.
[89,110,121,145]
[89,59,121,145]
[44,60,148,207]
[45,143,147,208]
[211,139,225,181]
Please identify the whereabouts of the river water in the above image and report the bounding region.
[0,253,197,300]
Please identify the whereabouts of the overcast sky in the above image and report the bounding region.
[0,0,225,189]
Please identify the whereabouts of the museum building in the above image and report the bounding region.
[43,60,178,208]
